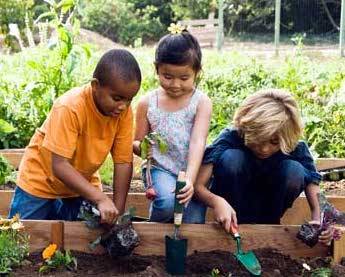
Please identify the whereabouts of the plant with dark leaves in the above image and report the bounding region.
[78,202,140,257]
[297,193,345,247]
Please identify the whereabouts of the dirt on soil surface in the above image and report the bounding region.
[12,247,345,277]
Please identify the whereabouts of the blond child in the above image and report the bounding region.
[194,89,333,244]
[9,49,141,224]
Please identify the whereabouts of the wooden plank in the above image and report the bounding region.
[315,158,345,171]
[333,227,345,263]
[2,191,345,225]
[63,222,328,258]
[22,220,63,252]
[179,19,218,27]
[0,190,14,216]
[2,148,345,173]
[51,221,64,249]
[0,149,23,170]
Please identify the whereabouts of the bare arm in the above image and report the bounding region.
[305,183,334,244]
[305,183,321,221]
[113,163,132,215]
[133,97,150,157]
[194,163,237,232]
[52,153,118,224]
[178,96,212,204]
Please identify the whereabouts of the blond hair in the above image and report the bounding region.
[233,89,303,154]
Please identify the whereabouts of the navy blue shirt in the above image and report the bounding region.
[203,127,321,185]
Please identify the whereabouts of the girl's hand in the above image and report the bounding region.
[214,198,237,233]
[176,179,194,206]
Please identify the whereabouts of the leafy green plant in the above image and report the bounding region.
[209,267,224,277]
[0,154,13,185]
[0,215,29,274]
[99,155,113,186]
[39,244,77,274]
[140,132,167,200]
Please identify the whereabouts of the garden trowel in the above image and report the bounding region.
[165,171,187,275]
[230,222,262,276]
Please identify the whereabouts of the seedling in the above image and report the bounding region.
[297,193,345,247]
[78,202,140,257]
[140,132,167,200]
[39,244,77,274]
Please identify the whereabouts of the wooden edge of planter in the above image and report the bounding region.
[2,148,345,174]
[22,220,64,252]
[3,191,345,225]
[22,220,330,260]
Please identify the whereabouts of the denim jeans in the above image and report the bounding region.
[189,149,308,224]
[142,166,206,223]
[8,186,83,220]
[209,148,306,224]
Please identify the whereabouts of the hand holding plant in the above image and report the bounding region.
[140,132,167,200]
[39,244,77,274]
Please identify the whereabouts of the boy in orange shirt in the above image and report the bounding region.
[8,49,141,224]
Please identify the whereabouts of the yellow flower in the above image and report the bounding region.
[11,222,24,231]
[12,214,20,222]
[0,218,9,225]
[0,226,11,230]
[167,23,185,35]
[42,244,57,260]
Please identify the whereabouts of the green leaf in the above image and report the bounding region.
[56,0,75,14]
[39,265,51,274]
[140,138,148,159]
[34,11,56,25]
[88,236,101,251]
[156,135,168,153]
[0,119,16,134]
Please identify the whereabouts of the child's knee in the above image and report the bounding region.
[150,195,175,222]
[217,149,247,177]
[280,160,305,193]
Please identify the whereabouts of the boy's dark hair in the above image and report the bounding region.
[93,49,141,87]
[154,30,202,73]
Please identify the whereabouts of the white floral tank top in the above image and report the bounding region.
[146,89,203,175]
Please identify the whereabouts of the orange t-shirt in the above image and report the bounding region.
[17,84,133,199]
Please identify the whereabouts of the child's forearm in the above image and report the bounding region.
[305,183,321,221]
[186,138,206,183]
[113,163,132,214]
[52,154,107,204]
[133,140,141,156]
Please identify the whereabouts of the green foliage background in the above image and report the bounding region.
[1,45,345,158]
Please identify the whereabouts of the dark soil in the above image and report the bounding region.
[11,247,344,277]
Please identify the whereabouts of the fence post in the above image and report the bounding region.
[274,0,281,56]
[340,0,345,57]
[217,0,224,52]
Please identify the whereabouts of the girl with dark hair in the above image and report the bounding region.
[133,24,212,223]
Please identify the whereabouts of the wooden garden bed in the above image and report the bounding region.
[23,220,332,258]
[1,190,345,225]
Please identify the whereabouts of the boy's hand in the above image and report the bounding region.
[214,198,237,233]
[177,179,194,206]
[97,196,119,224]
